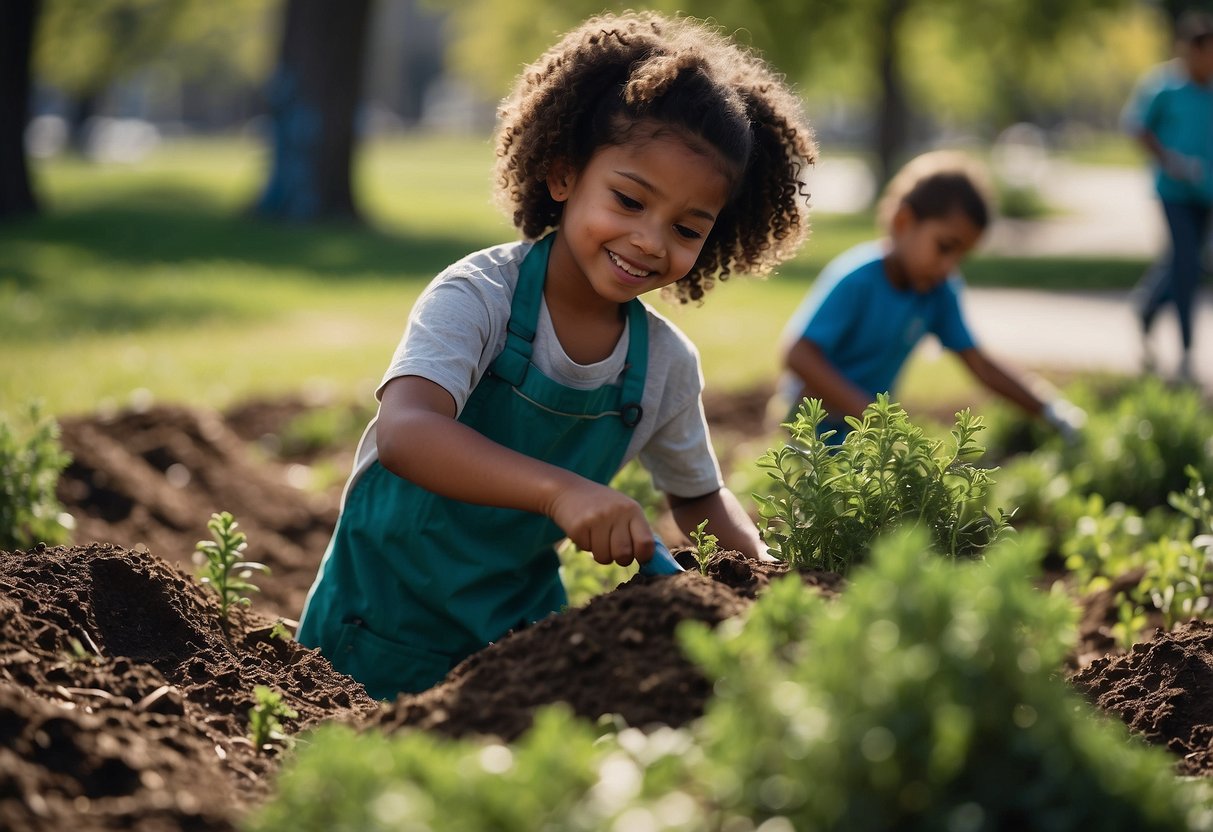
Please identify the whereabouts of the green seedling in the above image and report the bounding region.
[269,620,294,641]
[689,519,719,574]
[248,685,298,751]
[195,511,269,622]
[0,402,72,551]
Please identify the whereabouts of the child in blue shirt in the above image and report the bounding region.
[1122,10,1213,382]
[779,150,1084,443]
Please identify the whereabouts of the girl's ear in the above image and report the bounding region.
[547,160,573,202]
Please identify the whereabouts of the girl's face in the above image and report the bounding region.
[545,133,731,306]
[886,204,983,293]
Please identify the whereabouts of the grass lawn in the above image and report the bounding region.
[1,134,1146,421]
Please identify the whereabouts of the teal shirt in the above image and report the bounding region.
[1123,60,1213,205]
[782,240,976,404]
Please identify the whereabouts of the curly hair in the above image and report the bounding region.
[875,150,995,233]
[493,12,817,303]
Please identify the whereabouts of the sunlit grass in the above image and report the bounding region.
[2,133,1142,421]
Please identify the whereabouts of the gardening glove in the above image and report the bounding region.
[1041,397,1086,445]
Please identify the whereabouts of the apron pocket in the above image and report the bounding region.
[334,618,454,700]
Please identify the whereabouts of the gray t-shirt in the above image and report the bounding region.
[341,240,724,505]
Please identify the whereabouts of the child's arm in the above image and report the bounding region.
[956,347,1085,439]
[784,336,872,418]
[377,375,657,567]
[668,488,771,561]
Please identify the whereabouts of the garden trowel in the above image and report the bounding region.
[639,535,684,576]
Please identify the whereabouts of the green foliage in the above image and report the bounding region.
[689,519,719,575]
[247,708,614,832]
[1059,469,1213,647]
[755,396,1007,573]
[247,685,298,751]
[1061,377,1213,511]
[251,531,1208,831]
[0,402,72,551]
[194,511,268,621]
[35,0,275,98]
[679,530,1201,830]
[997,182,1052,219]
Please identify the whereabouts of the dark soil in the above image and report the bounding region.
[1,390,1209,830]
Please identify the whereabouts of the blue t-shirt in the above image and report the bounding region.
[781,240,976,412]
[1122,60,1213,205]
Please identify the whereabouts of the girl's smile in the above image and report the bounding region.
[544,133,732,310]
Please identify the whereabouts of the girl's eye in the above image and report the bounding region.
[613,191,642,210]
[675,225,703,240]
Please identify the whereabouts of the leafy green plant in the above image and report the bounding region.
[250,531,1209,831]
[689,518,718,574]
[755,396,1007,573]
[194,511,268,621]
[679,530,1203,830]
[1061,468,1213,647]
[248,685,298,751]
[0,402,72,551]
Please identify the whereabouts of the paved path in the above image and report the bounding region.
[964,287,1213,392]
[974,160,1211,393]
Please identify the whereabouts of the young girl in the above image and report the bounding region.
[297,12,816,699]
[778,150,1085,444]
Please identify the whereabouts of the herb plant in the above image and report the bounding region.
[1062,468,1213,647]
[248,685,298,751]
[195,511,268,621]
[755,396,1007,573]
[0,402,72,551]
[249,532,1207,831]
[689,519,718,574]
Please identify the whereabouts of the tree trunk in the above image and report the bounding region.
[0,0,39,221]
[254,0,372,222]
[874,0,911,191]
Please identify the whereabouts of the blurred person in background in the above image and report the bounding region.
[1122,10,1213,383]
[776,150,1086,445]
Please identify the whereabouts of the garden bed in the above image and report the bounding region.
[1,394,1211,830]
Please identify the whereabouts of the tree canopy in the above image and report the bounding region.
[438,0,1164,184]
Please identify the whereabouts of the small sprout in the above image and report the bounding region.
[689,519,719,575]
[196,511,269,622]
[248,685,298,751]
[269,620,294,641]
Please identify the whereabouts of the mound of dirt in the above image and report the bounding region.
[1072,619,1213,777]
[2,393,1209,832]
[56,402,339,623]
[0,537,833,831]
[0,542,377,832]
[375,553,842,743]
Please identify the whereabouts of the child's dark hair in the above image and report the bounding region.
[1177,10,1213,46]
[494,11,817,303]
[876,150,994,232]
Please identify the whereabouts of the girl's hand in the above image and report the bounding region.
[546,482,655,567]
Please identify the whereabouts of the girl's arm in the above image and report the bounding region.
[668,488,772,561]
[376,375,656,567]
[783,337,872,417]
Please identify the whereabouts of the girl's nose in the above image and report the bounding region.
[632,224,666,258]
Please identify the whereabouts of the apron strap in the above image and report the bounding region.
[489,233,649,428]
[488,236,549,387]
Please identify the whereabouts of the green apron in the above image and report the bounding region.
[297,235,649,699]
